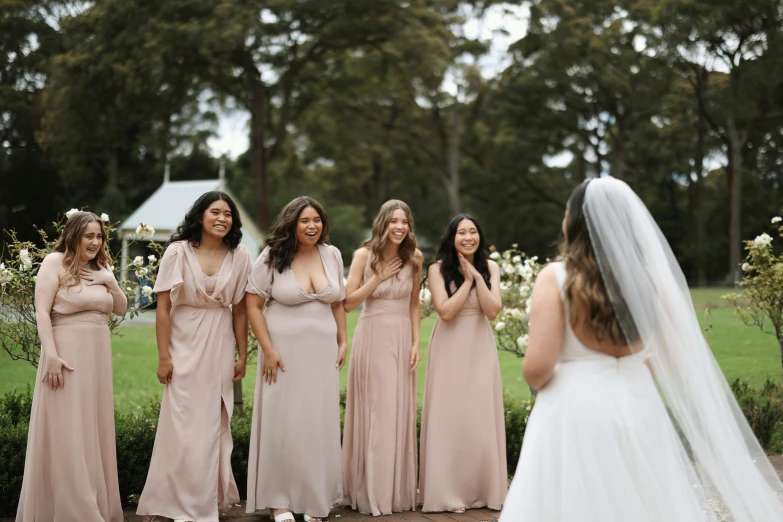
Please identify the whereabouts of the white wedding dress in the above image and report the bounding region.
[501,262,712,522]
[502,177,783,522]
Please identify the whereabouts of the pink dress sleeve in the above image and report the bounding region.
[154,242,184,293]
[231,245,253,305]
[331,245,346,301]
[246,247,273,299]
[35,253,63,358]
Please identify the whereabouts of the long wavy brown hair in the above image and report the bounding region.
[363,200,418,276]
[265,196,329,273]
[53,211,111,287]
[560,180,635,345]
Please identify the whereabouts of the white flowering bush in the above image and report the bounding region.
[491,245,543,357]
[0,211,161,367]
[725,212,783,380]
[419,244,543,357]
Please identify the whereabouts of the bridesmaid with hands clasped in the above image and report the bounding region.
[17,211,126,522]
[419,214,507,513]
[342,199,422,516]
[137,191,252,522]
[245,196,347,522]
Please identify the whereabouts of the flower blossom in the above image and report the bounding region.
[19,249,32,271]
[772,217,782,224]
[753,233,773,248]
[65,208,79,219]
[0,263,12,284]
[141,286,153,297]
[135,223,155,237]
[101,213,110,223]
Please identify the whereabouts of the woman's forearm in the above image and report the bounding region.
[233,299,249,361]
[344,275,382,312]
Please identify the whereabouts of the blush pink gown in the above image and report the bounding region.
[136,241,252,522]
[16,252,123,522]
[419,278,507,512]
[341,252,418,515]
[245,244,345,518]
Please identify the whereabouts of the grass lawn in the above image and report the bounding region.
[1,288,780,412]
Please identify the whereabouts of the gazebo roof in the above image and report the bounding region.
[118,178,264,244]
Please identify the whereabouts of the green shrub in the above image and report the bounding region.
[114,397,159,506]
[504,393,534,476]
[7,382,778,516]
[0,387,32,514]
[731,378,783,451]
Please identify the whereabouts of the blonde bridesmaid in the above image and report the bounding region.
[137,191,252,522]
[16,211,126,522]
[245,196,347,522]
[419,214,507,512]
[342,199,422,516]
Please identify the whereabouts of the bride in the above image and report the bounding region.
[501,177,783,521]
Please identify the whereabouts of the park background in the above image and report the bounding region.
[2,0,783,514]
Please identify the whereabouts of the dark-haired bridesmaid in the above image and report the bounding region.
[342,199,422,516]
[137,191,252,522]
[418,214,507,513]
[245,196,347,522]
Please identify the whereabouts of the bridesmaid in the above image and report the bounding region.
[419,214,507,512]
[342,199,422,516]
[245,196,347,522]
[17,211,126,522]
[137,191,252,522]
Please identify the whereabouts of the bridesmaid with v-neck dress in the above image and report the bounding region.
[137,192,252,522]
[246,197,348,522]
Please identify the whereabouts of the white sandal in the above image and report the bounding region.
[271,511,295,522]
[304,515,324,522]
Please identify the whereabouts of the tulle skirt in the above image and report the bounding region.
[501,353,715,522]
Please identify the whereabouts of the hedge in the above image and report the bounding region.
[3,379,780,516]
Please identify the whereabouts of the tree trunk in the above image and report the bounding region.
[612,136,626,180]
[727,116,745,284]
[372,153,384,206]
[443,109,462,216]
[692,118,707,287]
[107,148,118,192]
[233,380,243,416]
[249,72,269,232]
[101,148,124,212]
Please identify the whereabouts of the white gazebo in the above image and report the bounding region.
[117,165,265,275]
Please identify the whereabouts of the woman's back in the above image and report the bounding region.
[552,262,635,361]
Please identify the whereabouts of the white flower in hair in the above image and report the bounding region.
[65,208,79,219]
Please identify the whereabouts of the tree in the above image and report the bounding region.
[655,0,783,282]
